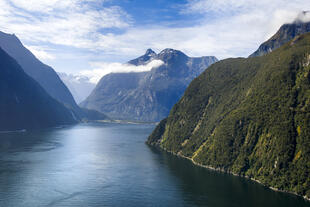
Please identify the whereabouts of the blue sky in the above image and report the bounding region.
[0,0,310,81]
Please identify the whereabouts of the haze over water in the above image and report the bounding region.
[0,123,309,207]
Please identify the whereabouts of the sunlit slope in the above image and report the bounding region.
[148,33,310,198]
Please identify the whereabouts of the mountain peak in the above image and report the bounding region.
[158,48,188,61]
[145,48,156,56]
[128,49,157,65]
[0,31,21,44]
[159,48,180,54]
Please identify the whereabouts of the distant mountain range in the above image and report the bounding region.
[148,17,310,199]
[0,31,108,123]
[58,72,95,104]
[80,49,218,121]
[250,11,310,57]
[0,47,76,131]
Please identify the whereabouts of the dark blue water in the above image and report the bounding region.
[0,123,309,207]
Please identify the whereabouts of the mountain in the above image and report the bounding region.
[0,47,76,131]
[80,49,218,121]
[58,72,95,104]
[128,48,157,65]
[148,33,310,199]
[0,31,77,108]
[0,31,108,121]
[250,11,310,57]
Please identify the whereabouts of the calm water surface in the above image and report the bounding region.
[0,123,309,207]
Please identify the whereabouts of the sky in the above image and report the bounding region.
[0,0,310,81]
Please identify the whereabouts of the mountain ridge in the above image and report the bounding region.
[250,13,310,57]
[147,33,310,199]
[0,47,77,131]
[0,31,108,121]
[81,48,217,121]
[0,31,77,108]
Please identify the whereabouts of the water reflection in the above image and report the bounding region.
[149,146,310,207]
[0,123,309,207]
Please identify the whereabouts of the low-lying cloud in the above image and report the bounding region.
[295,11,310,23]
[80,59,164,84]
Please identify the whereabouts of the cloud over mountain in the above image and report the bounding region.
[80,59,164,84]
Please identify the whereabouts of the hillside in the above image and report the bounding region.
[0,47,76,131]
[0,31,108,121]
[0,31,77,109]
[148,33,310,199]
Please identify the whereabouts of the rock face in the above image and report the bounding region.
[81,49,218,121]
[128,48,157,65]
[0,31,107,121]
[250,12,310,57]
[0,47,76,131]
[148,33,310,199]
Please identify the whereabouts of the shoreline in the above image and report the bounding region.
[0,124,75,134]
[0,129,27,134]
[96,119,158,125]
[152,144,310,202]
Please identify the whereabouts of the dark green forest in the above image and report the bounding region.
[148,33,310,199]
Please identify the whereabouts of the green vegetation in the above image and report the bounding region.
[147,33,310,199]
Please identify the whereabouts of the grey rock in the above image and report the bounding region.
[250,12,310,57]
[81,49,217,121]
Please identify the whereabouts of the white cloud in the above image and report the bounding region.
[8,0,77,13]
[101,0,310,59]
[57,0,310,61]
[183,0,308,16]
[296,11,310,22]
[0,0,131,49]
[25,45,55,60]
[182,0,310,39]
[1,0,310,74]
[80,59,164,84]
